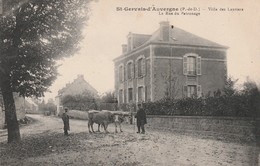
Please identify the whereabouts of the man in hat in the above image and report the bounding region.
[135,104,147,134]
[62,107,70,136]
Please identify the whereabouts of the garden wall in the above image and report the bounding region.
[146,115,259,141]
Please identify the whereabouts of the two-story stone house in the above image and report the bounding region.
[114,21,228,105]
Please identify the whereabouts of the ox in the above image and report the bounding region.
[88,110,114,133]
[110,111,130,133]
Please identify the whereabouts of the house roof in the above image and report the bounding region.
[58,75,98,97]
[114,23,228,62]
[145,27,228,48]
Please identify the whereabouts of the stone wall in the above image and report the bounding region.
[146,115,259,141]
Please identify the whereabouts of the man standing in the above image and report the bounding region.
[135,104,147,134]
[62,108,70,136]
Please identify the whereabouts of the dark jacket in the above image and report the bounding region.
[62,112,70,130]
[135,108,147,125]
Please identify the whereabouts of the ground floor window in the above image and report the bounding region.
[138,86,144,102]
[184,85,202,98]
[187,85,196,98]
[128,88,133,103]
[119,89,123,104]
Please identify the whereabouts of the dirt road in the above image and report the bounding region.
[0,114,259,166]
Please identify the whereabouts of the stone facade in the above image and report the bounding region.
[114,21,228,105]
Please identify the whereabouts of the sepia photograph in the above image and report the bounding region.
[0,0,259,165]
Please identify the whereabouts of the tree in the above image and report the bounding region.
[101,91,116,103]
[61,90,98,111]
[223,76,238,97]
[0,0,92,143]
[162,61,180,100]
[38,100,56,115]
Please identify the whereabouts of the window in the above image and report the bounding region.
[183,54,201,75]
[119,89,123,104]
[128,88,133,102]
[187,85,196,98]
[119,65,124,82]
[137,57,146,77]
[187,57,196,75]
[138,86,144,102]
[127,62,133,80]
[183,85,202,98]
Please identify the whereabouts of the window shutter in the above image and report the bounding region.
[131,63,134,79]
[145,86,147,102]
[183,56,187,75]
[135,60,138,78]
[197,85,202,98]
[183,85,187,97]
[197,56,201,75]
[136,87,138,102]
[118,66,122,82]
[115,67,118,84]
[142,58,146,76]
[123,66,125,82]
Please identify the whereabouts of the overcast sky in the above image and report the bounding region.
[44,0,260,100]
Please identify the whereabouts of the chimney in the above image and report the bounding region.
[159,21,170,41]
[127,32,133,52]
[122,44,127,54]
[77,74,84,80]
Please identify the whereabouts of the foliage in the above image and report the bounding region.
[101,91,116,103]
[38,101,56,115]
[0,0,93,142]
[0,0,92,97]
[143,80,260,117]
[98,91,118,110]
[222,77,238,97]
[61,93,98,111]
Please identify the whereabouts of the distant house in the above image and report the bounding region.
[55,75,98,114]
[0,92,38,128]
[114,21,228,105]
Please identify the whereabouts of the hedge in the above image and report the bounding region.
[142,92,260,117]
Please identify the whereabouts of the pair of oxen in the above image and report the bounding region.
[87,110,130,133]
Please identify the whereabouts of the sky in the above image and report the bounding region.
[44,0,260,100]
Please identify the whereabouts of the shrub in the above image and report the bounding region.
[143,91,259,117]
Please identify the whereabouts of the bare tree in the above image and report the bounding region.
[161,60,180,100]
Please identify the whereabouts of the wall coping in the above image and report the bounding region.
[147,115,259,121]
